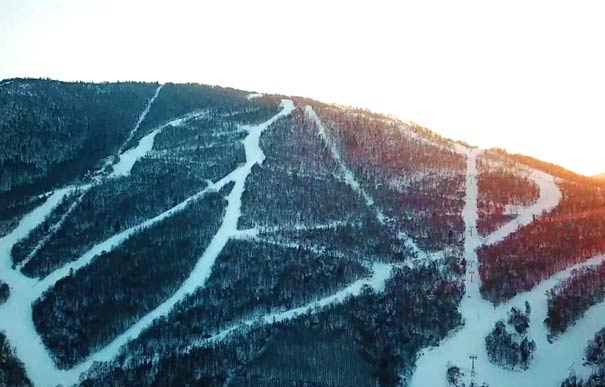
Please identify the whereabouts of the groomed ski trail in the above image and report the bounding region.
[51,99,296,387]
[0,92,266,387]
[410,146,600,387]
[482,168,561,246]
[184,261,393,351]
[305,105,427,259]
[16,85,165,272]
[118,85,163,154]
[22,107,209,276]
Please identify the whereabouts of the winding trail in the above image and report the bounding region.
[51,99,294,386]
[410,147,600,387]
[2,92,598,387]
[482,168,561,246]
[0,92,284,387]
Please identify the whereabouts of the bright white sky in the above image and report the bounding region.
[1,0,604,175]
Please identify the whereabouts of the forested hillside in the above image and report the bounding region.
[0,79,603,387]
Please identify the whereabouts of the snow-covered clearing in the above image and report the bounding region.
[246,92,263,100]
[410,146,599,387]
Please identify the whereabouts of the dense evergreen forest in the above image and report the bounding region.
[0,333,32,387]
[546,262,605,338]
[0,79,157,199]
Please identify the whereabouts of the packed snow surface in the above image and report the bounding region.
[410,147,600,387]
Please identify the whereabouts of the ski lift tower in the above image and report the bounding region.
[469,354,478,380]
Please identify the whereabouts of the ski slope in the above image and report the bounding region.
[185,261,393,351]
[305,105,429,259]
[0,98,295,387]
[482,168,562,246]
[410,147,601,387]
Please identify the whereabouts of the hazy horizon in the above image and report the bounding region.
[2,0,604,175]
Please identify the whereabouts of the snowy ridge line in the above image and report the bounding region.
[305,105,427,259]
[52,99,296,387]
[482,167,561,246]
[183,262,393,353]
[15,187,91,271]
[118,85,163,154]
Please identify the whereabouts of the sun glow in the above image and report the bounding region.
[1,0,604,175]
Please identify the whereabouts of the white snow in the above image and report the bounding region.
[52,99,296,386]
[482,168,562,246]
[410,146,601,387]
[305,105,430,259]
[0,188,76,387]
[118,85,163,154]
[110,110,207,178]
[0,88,221,387]
[186,261,393,351]
[33,183,218,297]
[15,187,91,271]
[246,93,263,100]
[0,94,598,387]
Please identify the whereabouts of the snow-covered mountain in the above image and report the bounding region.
[0,79,604,387]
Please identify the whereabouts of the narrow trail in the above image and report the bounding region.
[15,85,166,273]
[15,189,90,271]
[183,261,393,352]
[305,105,427,259]
[410,147,600,387]
[118,85,163,154]
[0,89,251,387]
[482,168,561,246]
[21,108,209,277]
[53,99,296,387]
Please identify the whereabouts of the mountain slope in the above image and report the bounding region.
[0,78,603,387]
